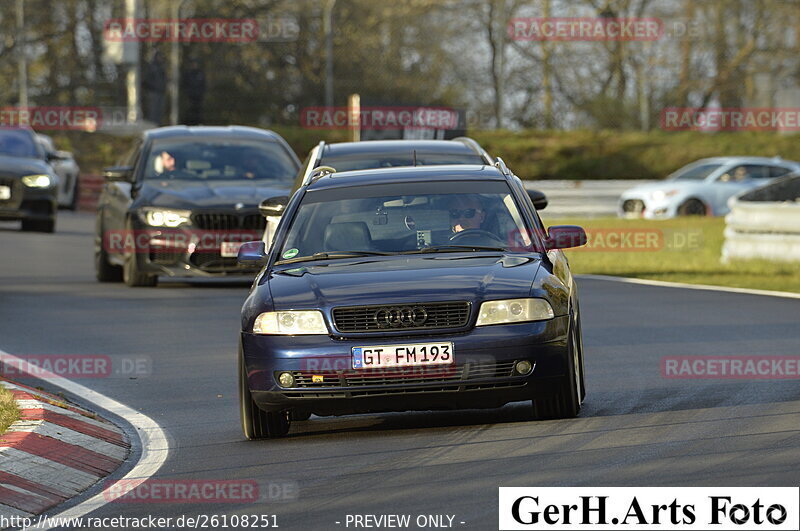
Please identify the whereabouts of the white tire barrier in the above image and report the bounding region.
[722,190,800,263]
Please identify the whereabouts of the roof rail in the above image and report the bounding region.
[494,157,512,176]
[301,141,327,186]
[314,140,325,164]
[308,165,337,183]
[453,136,495,165]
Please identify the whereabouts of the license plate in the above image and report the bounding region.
[352,342,453,369]
[220,241,243,257]
[0,186,10,200]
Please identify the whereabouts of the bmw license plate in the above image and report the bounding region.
[352,342,453,369]
[0,186,10,200]
[220,241,243,258]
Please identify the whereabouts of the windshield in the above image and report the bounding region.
[669,163,722,181]
[318,151,484,172]
[144,139,297,181]
[277,181,541,263]
[0,130,40,158]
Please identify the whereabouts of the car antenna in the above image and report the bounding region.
[412,150,417,166]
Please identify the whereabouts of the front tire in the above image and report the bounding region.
[67,176,79,211]
[123,253,158,287]
[239,349,290,440]
[677,198,707,216]
[122,220,158,287]
[95,219,123,282]
[531,322,581,420]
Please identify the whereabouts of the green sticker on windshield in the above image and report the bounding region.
[282,248,299,259]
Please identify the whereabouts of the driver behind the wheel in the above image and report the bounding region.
[448,194,486,233]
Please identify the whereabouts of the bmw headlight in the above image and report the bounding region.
[21,174,53,188]
[253,310,328,335]
[475,298,554,326]
[138,207,192,228]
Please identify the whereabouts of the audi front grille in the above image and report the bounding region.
[332,301,471,333]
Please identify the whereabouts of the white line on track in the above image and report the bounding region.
[577,274,800,300]
[0,349,169,530]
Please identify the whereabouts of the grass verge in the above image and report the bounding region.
[0,385,20,434]
[540,215,800,294]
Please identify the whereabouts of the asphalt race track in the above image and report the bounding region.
[1,212,799,529]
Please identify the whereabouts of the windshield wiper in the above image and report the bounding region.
[276,251,393,264]
[401,245,508,254]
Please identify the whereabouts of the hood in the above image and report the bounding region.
[266,254,542,309]
[136,179,292,209]
[0,154,52,177]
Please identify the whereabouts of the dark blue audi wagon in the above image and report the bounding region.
[237,164,587,439]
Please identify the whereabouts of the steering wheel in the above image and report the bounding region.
[448,229,505,245]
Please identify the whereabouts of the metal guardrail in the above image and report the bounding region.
[524,180,654,218]
[721,175,800,263]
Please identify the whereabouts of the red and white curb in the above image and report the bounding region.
[0,379,130,518]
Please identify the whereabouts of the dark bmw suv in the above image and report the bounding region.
[0,127,60,232]
[237,164,587,439]
[95,126,300,286]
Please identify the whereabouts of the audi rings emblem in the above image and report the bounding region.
[373,306,428,328]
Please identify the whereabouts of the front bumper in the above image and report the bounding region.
[241,315,570,415]
[618,194,676,219]
[0,178,57,221]
[122,222,263,277]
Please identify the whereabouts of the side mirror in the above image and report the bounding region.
[527,189,548,210]
[103,166,134,183]
[56,150,73,160]
[546,225,587,250]
[259,195,289,217]
[237,241,267,263]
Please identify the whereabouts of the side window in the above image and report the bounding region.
[768,166,792,178]
[741,165,769,179]
[719,164,767,182]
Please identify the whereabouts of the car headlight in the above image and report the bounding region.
[651,189,678,201]
[21,174,52,188]
[475,298,554,326]
[253,310,328,335]
[138,208,192,228]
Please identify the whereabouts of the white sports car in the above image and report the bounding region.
[619,156,800,218]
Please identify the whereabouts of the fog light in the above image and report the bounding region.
[278,372,295,387]
[515,360,533,375]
